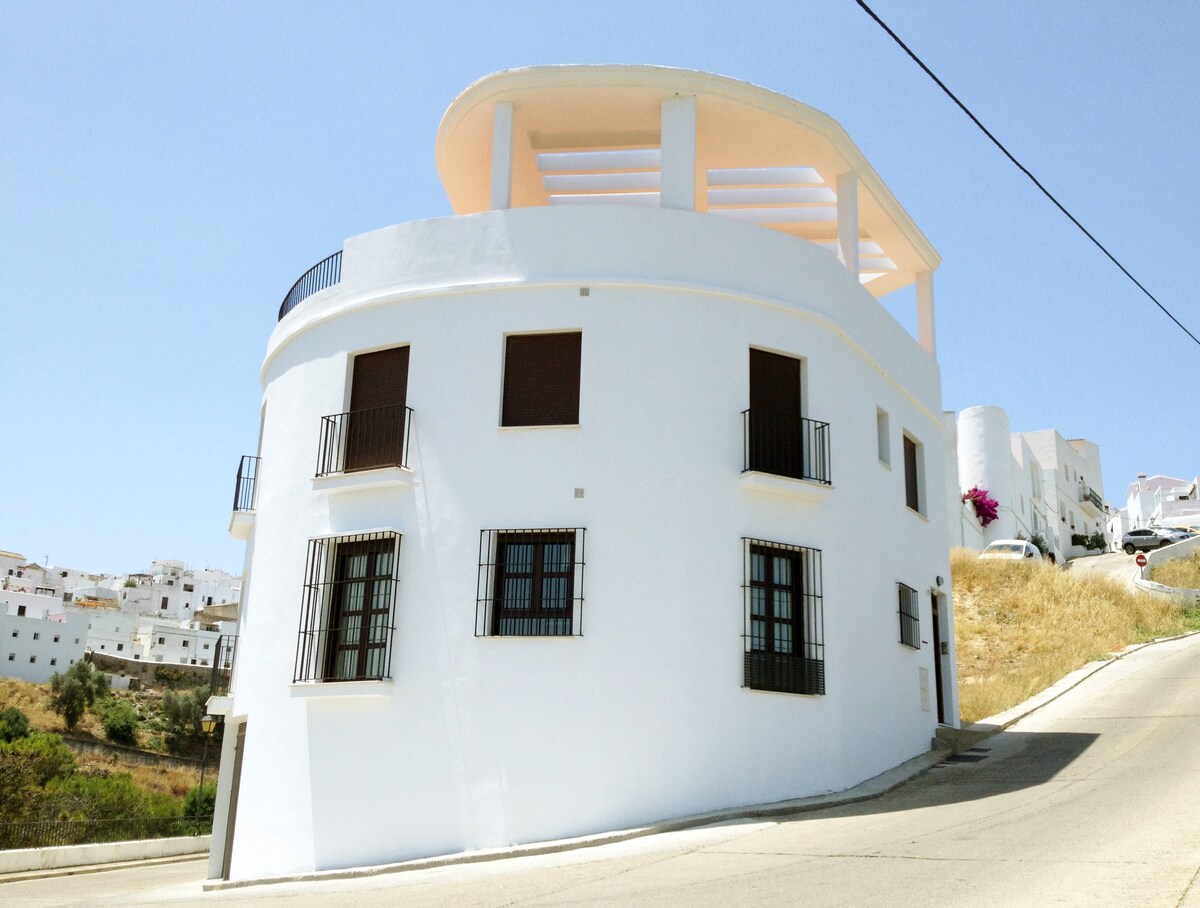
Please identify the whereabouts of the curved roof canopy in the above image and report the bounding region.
[437,65,940,298]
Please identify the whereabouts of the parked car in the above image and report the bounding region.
[980,539,1043,561]
[1121,527,1191,554]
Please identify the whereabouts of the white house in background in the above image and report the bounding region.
[1112,474,1200,540]
[0,590,88,683]
[97,562,240,621]
[207,65,959,884]
[0,550,27,578]
[951,405,1108,560]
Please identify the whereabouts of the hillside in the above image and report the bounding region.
[952,549,1200,723]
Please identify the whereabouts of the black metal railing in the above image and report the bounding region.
[210,634,238,696]
[742,410,831,484]
[316,405,412,477]
[1078,486,1104,510]
[475,528,586,637]
[742,538,825,696]
[0,816,211,850]
[278,250,342,321]
[232,456,260,512]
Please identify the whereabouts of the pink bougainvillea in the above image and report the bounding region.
[962,485,999,527]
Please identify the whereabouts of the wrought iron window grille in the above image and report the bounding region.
[476,528,585,637]
[742,537,825,695]
[897,582,920,649]
[294,531,401,683]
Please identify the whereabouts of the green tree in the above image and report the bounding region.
[183,780,217,820]
[48,661,110,730]
[102,699,139,746]
[0,706,30,742]
[162,684,211,751]
[5,732,77,786]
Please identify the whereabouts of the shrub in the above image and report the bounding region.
[2,732,76,786]
[183,781,217,820]
[0,706,31,742]
[962,486,999,527]
[162,685,212,753]
[48,661,111,730]
[102,700,139,746]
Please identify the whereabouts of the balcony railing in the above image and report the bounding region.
[278,250,342,321]
[742,410,831,484]
[210,634,237,697]
[231,456,260,513]
[1078,486,1104,511]
[316,405,413,478]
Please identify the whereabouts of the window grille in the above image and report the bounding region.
[294,531,401,682]
[476,528,585,636]
[898,582,920,649]
[742,538,824,695]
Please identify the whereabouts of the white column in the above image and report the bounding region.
[916,270,937,357]
[836,171,859,277]
[490,101,514,211]
[660,95,696,211]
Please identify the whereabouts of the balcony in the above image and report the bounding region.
[278,250,342,322]
[228,456,259,540]
[315,405,413,490]
[1078,485,1104,513]
[205,634,237,716]
[740,410,831,495]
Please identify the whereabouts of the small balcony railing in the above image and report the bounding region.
[1078,486,1103,511]
[742,410,831,485]
[278,250,342,321]
[231,456,260,513]
[210,634,237,697]
[316,405,413,477]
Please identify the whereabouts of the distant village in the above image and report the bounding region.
[0,552,239,689]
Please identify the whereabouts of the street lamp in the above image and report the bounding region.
[196,714,218,830]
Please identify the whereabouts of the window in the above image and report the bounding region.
[903,433,925,515]
[50,658,57,666]
[9,631,15,638]
[160,597,168,610]
[16,605,25,617]
[295,532,400,683]
[32,633,39,641]
[183,583,194,592]
[898,583,920,649]
[117,643,124,651]
[158,637,165,645]
[743,349,829,483]
[334,345,412,473]
[182,640,189,648]
[29,656,36,664]
[6,654,11,661]
[742,538,824,695]
[476,528,585,636]
[876,407,891,465]
[501,332,582,426]
[53,635,59,643]
[203,642,210,650]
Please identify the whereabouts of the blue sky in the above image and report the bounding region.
[2,1,1196,574]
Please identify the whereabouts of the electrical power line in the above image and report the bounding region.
[856,0,1200,348]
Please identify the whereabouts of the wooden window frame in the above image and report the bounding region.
[476,528,585,636]
[742,538,824,695]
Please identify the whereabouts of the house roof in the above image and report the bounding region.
[436,65,941,299]
[1127,474,1191,495]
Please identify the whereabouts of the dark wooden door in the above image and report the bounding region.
[220,720,247,880]
[345,346,409,471]
[749,349,802,478]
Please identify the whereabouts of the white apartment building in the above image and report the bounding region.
[951,406,1108,560]
[1110,474,1200,542]
[100,562,240,621]
[208,66,960,883]
[0,590,88,683]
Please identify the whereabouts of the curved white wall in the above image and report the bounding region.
[227,206,955,880]
[956,405,1016,541]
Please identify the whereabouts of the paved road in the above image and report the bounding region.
[7,634,1200,907]
[1067,550,1142,589]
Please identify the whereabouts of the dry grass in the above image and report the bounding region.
[1149,551,1200,590]
[952,549,1200,724]
[0,678,204,799]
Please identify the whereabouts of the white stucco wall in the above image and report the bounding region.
[221,205,957,880]
[0,592,88,683]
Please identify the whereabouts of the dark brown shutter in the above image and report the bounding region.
[748,349,802,477]
[350,346,409,412]
[346,346,409,471]
[502,333,581,426]
[903,436,920,511]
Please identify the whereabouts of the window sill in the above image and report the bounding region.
[312,467,411,494]
[878,459,892,470]
[289,679,394,699]
[206,694,234,715]
[228,510,255,541]
[907,507,929,522]
[497,424,581,431]
[739,471,833,500]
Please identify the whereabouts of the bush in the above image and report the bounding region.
[102,700,139,746]
[2,732,76,787]
[162,685,212,752]
[183,781,217,820]
[48,661,111,730]
[0,706,30,742]
[38,771,180,824]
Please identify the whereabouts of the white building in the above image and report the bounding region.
[208,65,959,883]
[951,406,1108,560]
[0,590,88,683]
[99,562,240,621]
[1112,474,1200,540]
